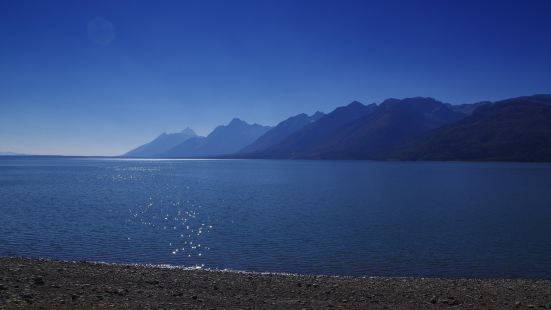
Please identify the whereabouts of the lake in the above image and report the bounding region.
[1,157,551,278]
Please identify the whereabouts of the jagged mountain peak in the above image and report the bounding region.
[181,127,197,136]
[310,111,325,121]
[228,118,247,126]
[347,101,364,107]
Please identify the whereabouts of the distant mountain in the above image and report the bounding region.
[124,127,197,157]
[396,95,551,162]
[238,111,324,155]
[161,119,271,157]
[447,101,490,115]
[0,152,24,156]
[308,97,466,159]
[248,98,464,159]
[249,101,378,158]
[122,94,551,162]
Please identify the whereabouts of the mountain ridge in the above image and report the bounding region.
[395,95,551,161]
[238,111,325,155]
[124,128,198,157]
[244,101,379,158]
[161,119,271,157]
[123,94,551,162]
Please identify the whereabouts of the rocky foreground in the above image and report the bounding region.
[0,257,550,309]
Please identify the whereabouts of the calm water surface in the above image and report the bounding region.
[1,157,551,278]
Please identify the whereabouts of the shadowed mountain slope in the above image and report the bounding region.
[308,97,465,159]
[249,98,464,159]
[249,101,378,158]
[396,95,551,162]
[238,111,324,155]
[447,101,491,115]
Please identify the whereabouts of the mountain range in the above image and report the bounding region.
[238,111,325,155]
[124,127,197,157]
[160,119,271,157]
[396,95,551,161]
[123,94,551,162]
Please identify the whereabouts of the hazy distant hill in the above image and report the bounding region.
[238,111,324,155]
[249,101,378,158]
[447,101,490,115]
[0,152,24,156]
[396,95,551,162]
[161,119,271,157]
[124,127,197,157]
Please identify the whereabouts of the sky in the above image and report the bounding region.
[1,0,551,156]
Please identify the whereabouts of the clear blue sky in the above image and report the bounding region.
[1,0,550,155]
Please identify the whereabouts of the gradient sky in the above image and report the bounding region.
[1,0,551,155]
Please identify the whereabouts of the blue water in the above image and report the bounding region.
[1,157,551,278]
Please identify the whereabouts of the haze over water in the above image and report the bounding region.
[1,157,551,278]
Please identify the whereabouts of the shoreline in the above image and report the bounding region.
[1,257,550,309]
[3,155,551,164]
[3,256,550,281]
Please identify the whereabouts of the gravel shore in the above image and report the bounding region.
[0,257,550,309]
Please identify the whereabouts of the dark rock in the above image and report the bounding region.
[33,276,45,285]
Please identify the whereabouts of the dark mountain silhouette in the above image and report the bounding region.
[396,95,551,162]
[122,94,551,162]
[308,97,466,159]
[247,101,378,158]
[161,118,271,157]
[124,127,197,157]
[238,111,324,155]
[248,98,464,159]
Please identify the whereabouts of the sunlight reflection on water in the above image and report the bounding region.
[1,157,551,277]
